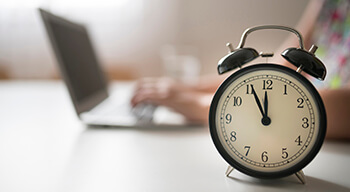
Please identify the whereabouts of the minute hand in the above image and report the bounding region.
[262,90,271,126]
[251,85,264,117]
[264,91,268,117]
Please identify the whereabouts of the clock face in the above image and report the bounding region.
[209,64,326,178]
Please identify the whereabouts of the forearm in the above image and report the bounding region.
[320,88,350,140]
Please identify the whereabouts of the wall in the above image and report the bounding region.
[0,0,309,79]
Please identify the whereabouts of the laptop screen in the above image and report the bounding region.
[40,9,108,114]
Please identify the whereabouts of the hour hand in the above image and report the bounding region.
[251,85,264,117]
[251,85,271,126]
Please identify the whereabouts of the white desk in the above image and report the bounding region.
[0,80,349,192]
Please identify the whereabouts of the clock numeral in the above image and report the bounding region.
[244,146,250,156]
[295,135,302,146]
[282,148,288,159]
[297,98,304,108]
[225,114,232,124]
[230,131,237,142]
[261,151,268,162]
[233,96,242,106]
[302,117,309,128]
[283,84,287,95]
[263,80,273,90]
[246,84,253,94]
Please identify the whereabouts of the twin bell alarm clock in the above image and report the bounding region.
[209,25,327,184]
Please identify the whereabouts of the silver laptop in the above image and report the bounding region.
[39,8,187,127]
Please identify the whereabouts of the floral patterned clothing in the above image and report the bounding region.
[312,0,350,89]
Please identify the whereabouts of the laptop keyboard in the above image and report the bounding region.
[81,84,158,125]
[131,104,157,121]
[87,97,156,122]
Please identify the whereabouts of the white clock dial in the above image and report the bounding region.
[210,64,326,178]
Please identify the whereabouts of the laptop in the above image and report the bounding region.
[39,8,187,127]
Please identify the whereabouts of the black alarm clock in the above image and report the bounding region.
[209,25,327,184]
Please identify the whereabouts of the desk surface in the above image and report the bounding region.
[0,80,349,192]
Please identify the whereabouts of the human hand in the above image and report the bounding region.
[131,77,212,124]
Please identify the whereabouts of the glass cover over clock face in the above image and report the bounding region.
[210,64,326,177]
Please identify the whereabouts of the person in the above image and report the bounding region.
[131,0,350,140]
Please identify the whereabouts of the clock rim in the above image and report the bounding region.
[209,63,327,179]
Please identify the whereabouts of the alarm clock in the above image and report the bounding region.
[209,25,327,184]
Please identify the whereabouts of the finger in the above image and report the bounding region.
[132,93,161,106]
[133,86,174,107]
[131,88,160,106]
[134,78,160,92]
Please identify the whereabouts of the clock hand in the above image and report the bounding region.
[262,90,271,126]
[264,91,268,117]
[251,85,264,117]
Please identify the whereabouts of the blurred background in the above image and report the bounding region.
[0,0,309,81]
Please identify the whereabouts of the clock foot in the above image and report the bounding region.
[295,170,306,184]
[225,165,234,177]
